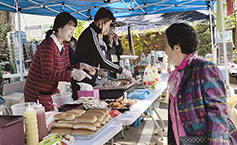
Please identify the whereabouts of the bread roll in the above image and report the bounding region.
[57,120,74,123]
[67,109,86,114]
[52,122,73,129]
[73,123,97,131]
[90,108,109,114]
[50,128,72,134]
[54,112,75,121]
[104,114,111,122]
[101,119,106,125]
[93,121,101,127]
[71,129,95,135]
[83,113,103,121]
[66,111,82,117]
[74,115,97,123]
[86,110,106,117]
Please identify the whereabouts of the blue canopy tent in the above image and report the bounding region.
[0,0,229,88]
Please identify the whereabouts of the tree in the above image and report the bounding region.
[194,21,212,56]
[74,20,88,39]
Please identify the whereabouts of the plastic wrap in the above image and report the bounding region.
[226,95,237,128]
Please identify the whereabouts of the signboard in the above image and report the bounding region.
[25,25,42,40]
[43,24,53,36]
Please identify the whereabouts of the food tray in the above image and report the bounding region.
[94,79,140,91]
[58,104,84,112]
[94,79,141,100]
[72,117,115,140]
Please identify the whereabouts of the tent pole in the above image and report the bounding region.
[220,0,230,96]
[16,1,23,81]
[209,7,215,64]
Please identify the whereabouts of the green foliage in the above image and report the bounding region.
[74,20,88,39]
[194,21,212,56]
[118,27,166,62]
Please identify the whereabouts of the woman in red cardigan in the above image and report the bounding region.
[24,12,95,111]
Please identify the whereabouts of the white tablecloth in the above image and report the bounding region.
[115,72,169,125]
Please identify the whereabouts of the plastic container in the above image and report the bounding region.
[11,102,36,115]
[141,53,147,65]
[51,92,73,107]
[24,103,39,145]
[143,65,155,88]
[0,115,25,145]
[151,64,160,84]
[34,100,47,141]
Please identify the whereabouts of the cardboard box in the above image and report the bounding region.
[77,89,99,100]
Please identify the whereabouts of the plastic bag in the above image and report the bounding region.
[77,83,93,91]
[226,95,237,128]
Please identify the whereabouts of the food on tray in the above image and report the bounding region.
[54,112,75,121]
[83,113,104,121]
[66,109,86,114]
[52,122,74,129]
[90,107,109,114]
[86,109,106,117]
[42,133,74,145]
[103,80,121,88]
[50,128,73,134]
[71,129,95,135]
[109,110,121,117]
[73,123,97,131]
[73,115,97,123]
[50,108,112,136]
[72,97,108,110]
[107,96,136,109]
[103,79,132,88]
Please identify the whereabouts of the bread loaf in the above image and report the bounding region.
[74,115,97,123]
[90,108,109,114]
[71,129,95,135]
[67,109,86,114]
[83,112,103,121]
[54,112,75,121]
[73,123,97,131]
[51,122,73,129]
[86,109,106,117]
[50,128,72,134]
[93,121,101,127]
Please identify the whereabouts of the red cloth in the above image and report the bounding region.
[227,0,234,16]
[24,37,80,111]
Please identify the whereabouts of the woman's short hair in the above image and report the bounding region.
[46,12,77,38]
[94,7,116,22]
[165,23,200,54]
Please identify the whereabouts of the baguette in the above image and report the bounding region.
[71,129,95,135]
[74,115,97,123]
[73,123,97,131]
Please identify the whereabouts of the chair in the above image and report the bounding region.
[2,81,25,115]
[0,96,11,115]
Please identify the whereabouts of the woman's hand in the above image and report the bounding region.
[112,33,119,46]
[122,68,132,79]
[80,63,96,75]
[97,70,106,78]
[71,68,92,81]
